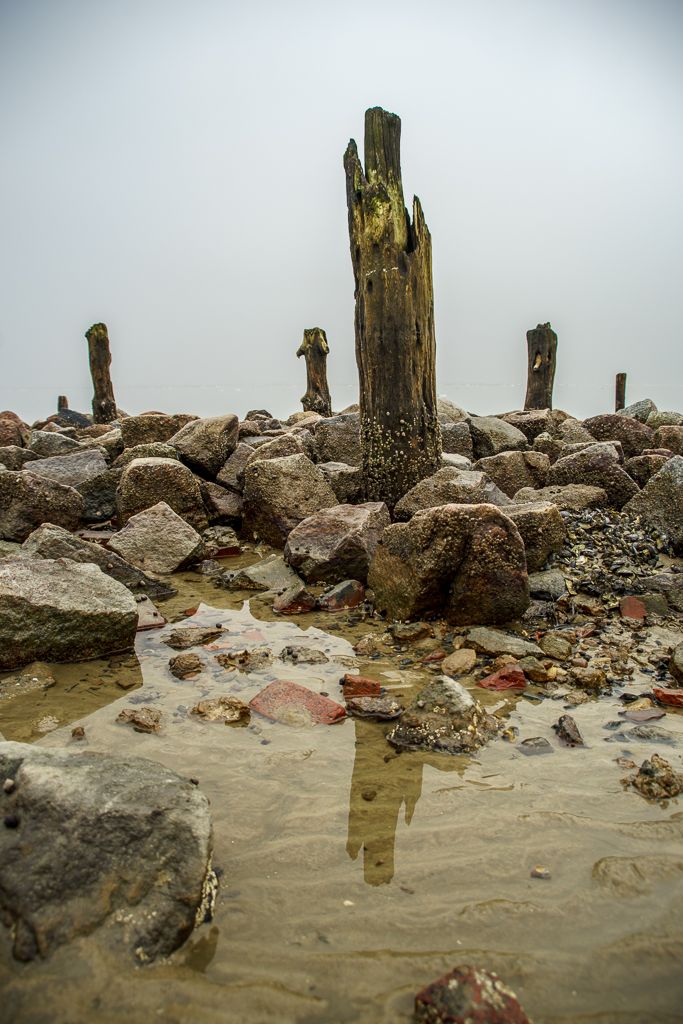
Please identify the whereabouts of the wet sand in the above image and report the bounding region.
[1,566,683,1024]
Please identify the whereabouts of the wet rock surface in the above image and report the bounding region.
[414,964,531,1024]
[387,678,498,754]
[0,741,212,961]
[107,501,206,575]
[393,467,510,520]
[0,471,84,542]
[284,502,389,584]
[243,453,337,546]
[116,457,209,532]
[0,559,138,670]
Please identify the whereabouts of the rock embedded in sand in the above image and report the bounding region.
[0,741,212,962]
[441,648,477,677]
[191,696,249,723]
[370,503,529,625]
[169,652,203,678]
[107,501,205,575]
[163,625,223,650]
[0,558,137,670]
[387,677,498,754]
[414,964,531,1024]
[624,753,683,802]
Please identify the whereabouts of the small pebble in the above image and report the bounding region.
[3,779,15,794]
[71,726,86,740]
[4,814,19,829]
[531,865,551,879]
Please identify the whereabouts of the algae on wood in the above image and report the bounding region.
[524,323,557,410]
[343,107,441,506]
[85,322,117,423]
[297,328,332,417]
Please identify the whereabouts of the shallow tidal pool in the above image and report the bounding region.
[1,567,683,1024]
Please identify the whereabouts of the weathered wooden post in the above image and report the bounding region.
[615,372,627,412]
[85,322,117,423]
[524,323,558,410]
[344,107,441,506]
[57,395,69,413]
[297,327,332,416]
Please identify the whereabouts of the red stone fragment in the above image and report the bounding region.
[317,579,365,611]
[272,584,317,615]
[653,686,683,709]
[421,649,446,663]
[620,596,647,620]
[249,680,346,725]
[415,965,531,1024]
[341,673,382,697]
[478,667,526,691]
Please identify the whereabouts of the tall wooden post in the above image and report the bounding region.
[85,322,117,423]
[343,107,441,506]
[615,372,627,412]
[57,395,69,413]
[524,323,558,410]
[296,328,332,416]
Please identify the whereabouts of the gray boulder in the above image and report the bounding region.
[216,442,254,491]
[315,413,362,466]
[284,502,390,584]
[394,467,509,521]
[116,457,208,532]
[28,430,80,458]
[436,397,468,423]
[112,443,180,469]
[0,742,212,962]
[318,462,363,503]
[624,454,671,488]
[583,413,655,459]
[242,453,337,547]
[0,447,39,471]
[200,481,244,523]
[22,523,174,600]
[618,399,657,423]
[107,501,206,575]
[557,417,596,443]
[440,421,473,459]
[0,558,137,670]
[120,413,197,449]
[468,416,527,459]
[502,500,567,571]
[547,444,639,508]
[474,450,549,498]
[368,502,529,625]
[244,433,307,471]
[647,410,683,429]
[0,472,84,542]
[498,409,563,442]
[24,448,108,488]
[624,456,683,554]
[168,413,239,478]
[77,466,123,522]
[387,678,498,754]
[513,483,607,510]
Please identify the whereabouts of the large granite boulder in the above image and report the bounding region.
[468,416,527,459]
[0,446,39,471]
[242,453,338,546]
[24,448,108,489]
[315,413,362,466]
[647,410,683,429]
[547,443,639,508]
[120,413,197,449]
[474,451,549,498]
[244,433,307,471]
[0,742,212,962]
[498,408,564,442]
[436,397,468,423]
[0,472,84,542]
[284,502,390,584]
[318,462,363,503]
[654,425,683,455]
[624,454,672,488]
[394,467,509,521]
[512,483,607,510]
[22,523,174,600]
[0,418,27,448]
[168,413,239,478]
[77,466,123,522]
[216,442,253,491]
[0,558,137,669]
[112,443,180,469]
[501,500,567,571]
[557,417,596,443]
[116,457,208,532]
[28,430,81,458]
[440,421,473,459]
[107,501,206,575]
[624,456,683,554]
[368,502,529,625]
[583,413,655,459]
[618,399,657,423]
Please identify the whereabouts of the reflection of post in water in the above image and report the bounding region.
[346,719,459,886]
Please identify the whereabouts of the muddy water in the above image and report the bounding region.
[1,562,683,1024]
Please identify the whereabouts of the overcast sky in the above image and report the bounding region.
[1,0,682,422]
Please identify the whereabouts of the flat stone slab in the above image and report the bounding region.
[466,627,543,658]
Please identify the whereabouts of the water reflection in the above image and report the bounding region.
[346,719,461,886]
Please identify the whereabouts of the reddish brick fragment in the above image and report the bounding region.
[273,583,317,615]
[341,673,382,697]
[478,667,526,691]
[249,680,346,725]
[317,579,365,611]
[653,686,683,708]
[619,595,647,620]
